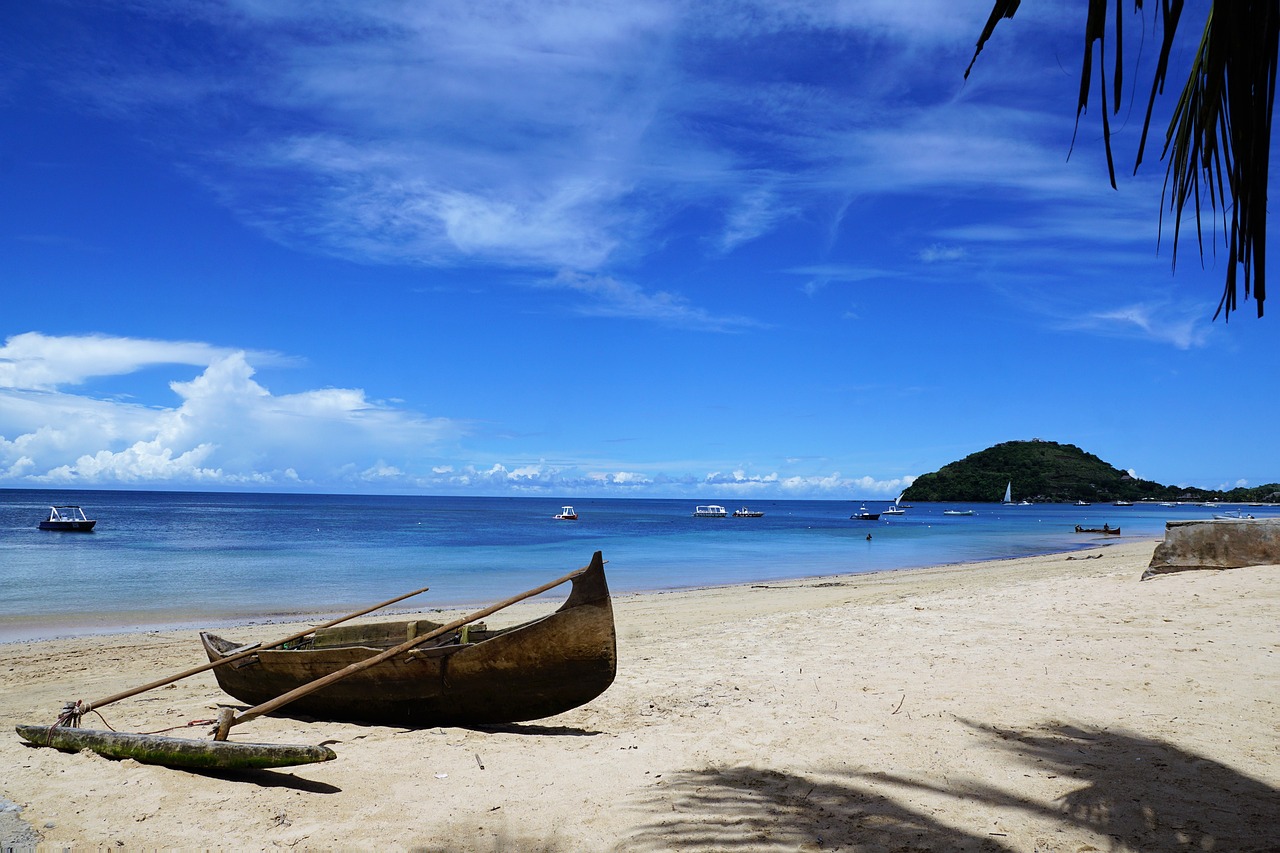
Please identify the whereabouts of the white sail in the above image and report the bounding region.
[1003,482,1012,503]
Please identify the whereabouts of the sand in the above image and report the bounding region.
[1,540,1277,851]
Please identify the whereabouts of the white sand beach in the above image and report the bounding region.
[2,539,1277,851]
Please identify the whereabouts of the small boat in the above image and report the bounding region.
[1213,510,1255,520]
[1113,500,1134,506]
[553,506,578,520]
[942,509,976,516]
[1074,524,1121,534]
[201,552,616,727]
[14,725,335,770]
[693,505,728,518]
[850,505,880,521]
[1002,482,1015,505]
[1074,500,1092,506]
[883,493,906,515]
[732,507,764,518]
[37,506,96,532]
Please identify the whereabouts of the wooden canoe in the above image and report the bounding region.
[1074,525,1121,534]
[14,725,336,769]
[200,551,617,726]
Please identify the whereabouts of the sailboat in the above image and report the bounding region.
[1002,482,1014,505]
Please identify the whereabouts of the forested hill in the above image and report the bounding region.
[901,440,1280,504]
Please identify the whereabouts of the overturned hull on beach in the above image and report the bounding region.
[1143,518,1280,580]
[201,552,617,726]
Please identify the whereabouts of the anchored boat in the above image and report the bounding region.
[38,506,96,532]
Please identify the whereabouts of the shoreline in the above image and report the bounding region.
[3,539,1276,850]
[1,537,1140,646]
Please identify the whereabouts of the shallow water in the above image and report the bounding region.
[2,489,1269,641]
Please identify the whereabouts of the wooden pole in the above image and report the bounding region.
[220,561,593,738]
[77,584,432,715]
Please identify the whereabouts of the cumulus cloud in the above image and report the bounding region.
[0,333,922,496]
[0,333,460,489]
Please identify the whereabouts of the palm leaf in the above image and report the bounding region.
[967,0,1277,319]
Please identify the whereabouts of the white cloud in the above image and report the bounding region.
[0,331,285,391]
[918,243,967,263]
[548,271,765,331]
[0,334,462,488]
[1074,303,1212,350]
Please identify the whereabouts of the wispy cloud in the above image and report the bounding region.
[1073,303,1212,350]
[38,0,1078,322]
[0,331,288,391]
[548,271,766,331]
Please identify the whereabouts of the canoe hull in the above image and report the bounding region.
[15,725,336,769]
[202,552,617,726]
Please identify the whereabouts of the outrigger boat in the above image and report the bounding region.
[200,552,616,726]
[16,553,616,768]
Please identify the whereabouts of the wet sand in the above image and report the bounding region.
[2,539,1277,851]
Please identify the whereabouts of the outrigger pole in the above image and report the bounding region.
[61,584,432,722]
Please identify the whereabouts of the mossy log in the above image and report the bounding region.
[15,725,336,769]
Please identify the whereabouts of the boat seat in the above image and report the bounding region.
[312,619,446,649]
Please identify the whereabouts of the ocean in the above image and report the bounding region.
[2,489,1270,642]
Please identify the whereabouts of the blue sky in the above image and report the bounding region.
[2,1,1275,498]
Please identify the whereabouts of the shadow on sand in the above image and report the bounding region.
[617,720,1279,851]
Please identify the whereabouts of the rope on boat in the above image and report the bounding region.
[139,718,218,735]
[45,700,215,738]
[40,700,117,743]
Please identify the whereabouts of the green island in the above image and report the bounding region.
[902,439,1280,504]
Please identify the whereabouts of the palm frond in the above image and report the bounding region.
[968,0,1277,319]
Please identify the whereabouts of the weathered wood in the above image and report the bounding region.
[1144,518,1280,579]
[74,583,431,715]
[15,725,336,770]
[205,552,616,730]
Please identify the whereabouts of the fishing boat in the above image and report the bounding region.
[37,506,96,532]
[1074,524,1121,534]
[850,505,880,521]
[692,505,728,518]
[553,505,578,520]
[883,494,906,515]
[942,509,976,516]
[200,552,617,726]
[732,506,764,518]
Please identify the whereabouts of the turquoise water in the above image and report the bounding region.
[2,489,1271,641]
